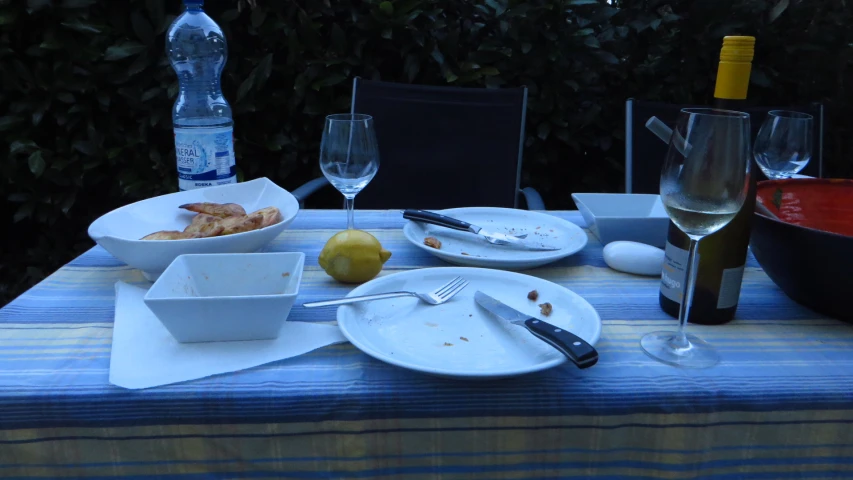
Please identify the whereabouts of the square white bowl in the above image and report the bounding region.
[571,193,670,248]
[88,178,299,281]
[143,252,305,343]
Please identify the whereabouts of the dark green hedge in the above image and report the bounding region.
[2,0,851,304]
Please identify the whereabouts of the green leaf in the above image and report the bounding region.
[567,0,598,4]
[27,0,51,12]
[330,24,346,54]
[0,116,24,131]
[141,88,160,102]
[13,202,36,223]
[131,11,155,45]
[478,66,500,76]
[254,53,274,91]
[72,141,96,156]
[146,0,165,31]
[28,151,46,177]
[431,46,445,65]
[485,0,506,16]
[311,74,348,90]
[127,52,151,76]
[751,69,772,88]
[60,20,103,33]
[769,0,789,23]
[250,7,266,28]
[56,92,75,103]
[221,9,240,22]
[381,27,392,40]
[379,1,394,16]
[104,42,147,61]
[62,0,97,7]
[0,10,19,25]
[537,122,551,140]
[404,54,420,82]
[593,50,619,64]
[10,140,38,154]
[60,191,77,215]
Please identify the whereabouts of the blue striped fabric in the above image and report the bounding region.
[1,210,852,479]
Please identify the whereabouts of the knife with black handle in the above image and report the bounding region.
[474,290,598,369]
[402,209,478,233]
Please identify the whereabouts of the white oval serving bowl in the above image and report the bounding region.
[88,178,299,281]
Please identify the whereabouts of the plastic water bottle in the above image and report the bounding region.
[166,0,236,191]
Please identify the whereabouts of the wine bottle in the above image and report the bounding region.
[659,36,756,325]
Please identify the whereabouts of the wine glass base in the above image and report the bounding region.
[640,331,719,369]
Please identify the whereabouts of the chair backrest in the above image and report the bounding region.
[625,99,825,194]
[350,78,528,209]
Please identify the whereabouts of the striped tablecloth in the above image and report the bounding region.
[2,210,852,479]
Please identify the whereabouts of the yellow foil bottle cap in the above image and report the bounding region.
[715,36,755,101]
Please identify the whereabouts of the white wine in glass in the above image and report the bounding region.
[642,108,751,369]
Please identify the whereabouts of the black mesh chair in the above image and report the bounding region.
[292,78,544,210]
[624,99,825,193]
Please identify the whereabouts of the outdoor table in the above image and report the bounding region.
[1,210,852,478]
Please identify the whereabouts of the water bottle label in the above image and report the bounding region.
[660,241,693,304]
[174,126,237,191]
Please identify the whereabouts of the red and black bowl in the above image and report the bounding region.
[750,178,853,322]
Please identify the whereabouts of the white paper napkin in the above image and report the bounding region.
[110,282,348,389]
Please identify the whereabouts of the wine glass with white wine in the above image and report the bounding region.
[641,108,751,368]
[320,114,380,230]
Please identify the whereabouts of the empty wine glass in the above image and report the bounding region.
[641,108,751,368]
[753,110,813,179]
[320,114,380,230]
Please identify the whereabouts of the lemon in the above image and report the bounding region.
[318,230,392,283]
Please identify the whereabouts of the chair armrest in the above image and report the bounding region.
[291,177,330,207]
[520,187,545,211]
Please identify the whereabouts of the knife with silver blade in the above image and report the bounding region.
[474,291,598,369]
[403,209,560,251]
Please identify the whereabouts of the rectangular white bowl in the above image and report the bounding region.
[571,193,670,248]
[143,252,305,343]
[88,178,299,281]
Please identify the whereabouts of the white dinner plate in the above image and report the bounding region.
[336,267,602,379]
[402,207,588,270]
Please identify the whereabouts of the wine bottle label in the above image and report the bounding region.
[717,266,745,309]
[660,241,694,304]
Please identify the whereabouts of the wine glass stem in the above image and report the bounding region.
[345,195,355,230]
[674,237,701,349]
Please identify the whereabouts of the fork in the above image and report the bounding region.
[302,276,469,308]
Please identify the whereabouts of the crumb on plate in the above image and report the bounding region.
[424,237,442,249]
[527,290,539,301]
[443,342,453,346]
[539,302,553,316]
[460,337,469,342]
